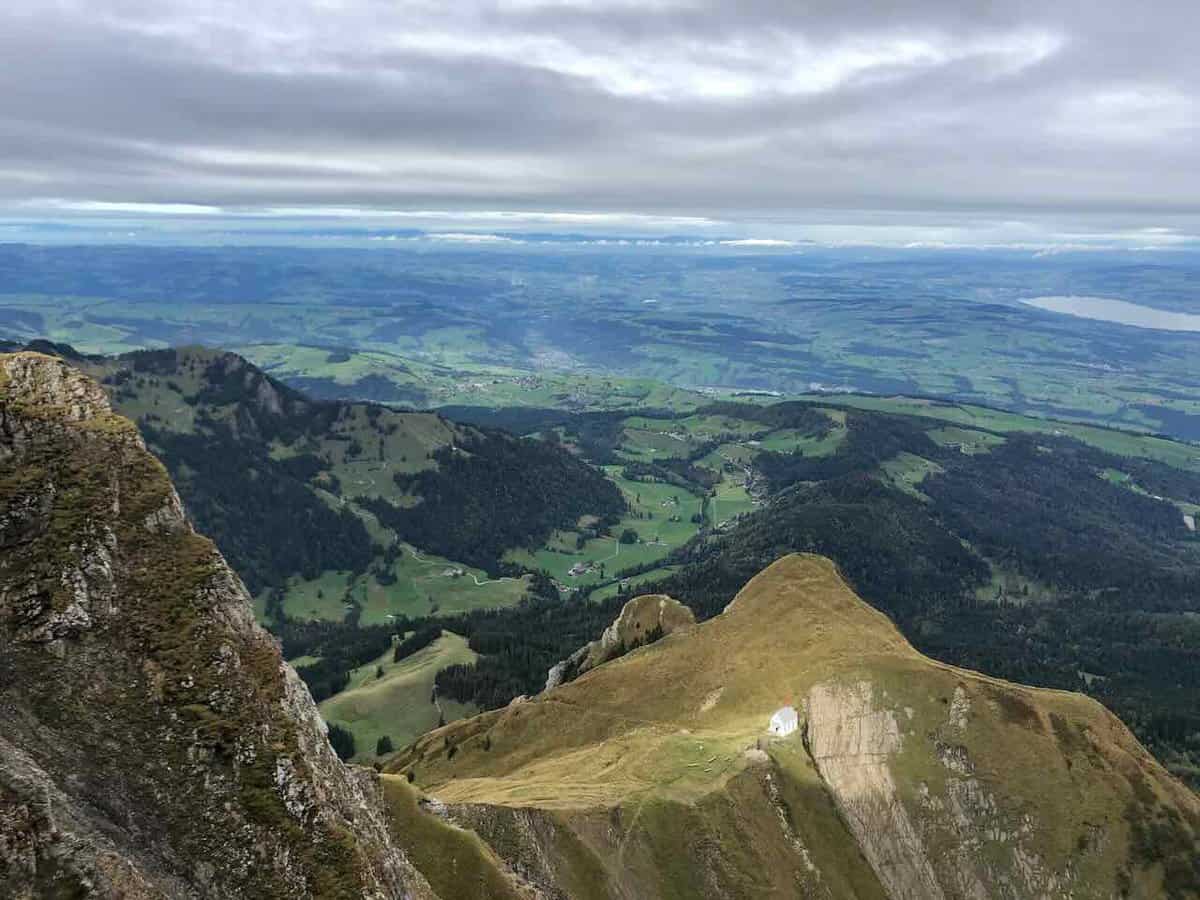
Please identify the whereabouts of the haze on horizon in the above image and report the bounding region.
[2,0,1198,248]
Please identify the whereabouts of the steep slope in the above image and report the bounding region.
[0,353,436,898]
[390,555,1200,899]
[72,345,623,597]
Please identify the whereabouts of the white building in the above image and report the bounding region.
[768,705,799,737]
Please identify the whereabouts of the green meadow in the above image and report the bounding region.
[318,631,478,762]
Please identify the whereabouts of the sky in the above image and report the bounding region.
[2,0,1198,247]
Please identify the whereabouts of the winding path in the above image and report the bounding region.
[406,545,520,587]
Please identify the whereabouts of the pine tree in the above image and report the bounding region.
[327,723,356,761]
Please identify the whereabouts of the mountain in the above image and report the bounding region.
[389,555,1200,899]
[2,354,1197,898]
[0,352,433,898]
[70,346,623,592]
[6,343,633,752]
[424,397,1200,789]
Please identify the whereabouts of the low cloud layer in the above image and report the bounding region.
[2,1,1198,241]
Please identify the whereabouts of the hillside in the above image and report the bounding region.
[389,555,1200,899]
[53,345,624,617]
[319,630,480,763]
[0,352,433,898]
[10,340,1200,790]
[2,350,1198,898]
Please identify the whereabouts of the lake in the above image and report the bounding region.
[1021,295,1200,332]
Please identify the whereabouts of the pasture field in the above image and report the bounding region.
[617,425,694,459]
[808,394,1200,473]
[261,545,530,625]
[590,565,682,601]
[505,469,704,587]
[754,422,847,456]
[880,452,944,499]
[319,631,478,762]
[926,425,1005,454]
[239,342,709,413]
[708,479,757,526]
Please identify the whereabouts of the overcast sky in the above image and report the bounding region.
[2,0,1198,245]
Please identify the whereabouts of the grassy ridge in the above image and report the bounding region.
[810,393,1200,472]
[393,556,1200,898]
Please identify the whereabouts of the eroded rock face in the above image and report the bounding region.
[1,352,112,424]
[806,681,944,900]
[804,679,1124,900]
[0,353,435,899]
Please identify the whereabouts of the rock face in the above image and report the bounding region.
[544,593,694,690]
[0,354,436,899]
[393,554,1200,900]
[806,681,942,900]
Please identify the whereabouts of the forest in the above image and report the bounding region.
[144,421,374,593]
[362,431,626,571]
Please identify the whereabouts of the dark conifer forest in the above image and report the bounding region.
[361,431,625,572]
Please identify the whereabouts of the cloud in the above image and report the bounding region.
[719,238,797,247]
[424,232,523,243]
[0,0,1198,243]
[25,200,223,215]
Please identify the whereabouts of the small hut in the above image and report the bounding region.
[768,705,798,737]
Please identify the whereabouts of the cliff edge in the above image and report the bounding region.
[0,353,436,899]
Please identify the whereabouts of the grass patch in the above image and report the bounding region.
[264,546,529,625]
[927,426,1005,454]
[505,469,703,587]
[319,632,478,760]
[879,452,944,500]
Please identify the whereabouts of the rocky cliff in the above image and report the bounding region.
[0,353,435,899]
[390,554,1200,899]
[544,592,695,690]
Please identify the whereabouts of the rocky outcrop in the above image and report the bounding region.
[544,593,694,690]
[0,350,113,423]
[0,353,436,899]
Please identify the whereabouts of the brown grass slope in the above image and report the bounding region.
[390,554,1200,899]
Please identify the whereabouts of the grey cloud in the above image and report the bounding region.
[0,0,1198,239]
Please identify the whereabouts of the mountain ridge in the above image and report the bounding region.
[389,554,1200,898]
[0,352,434,898]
